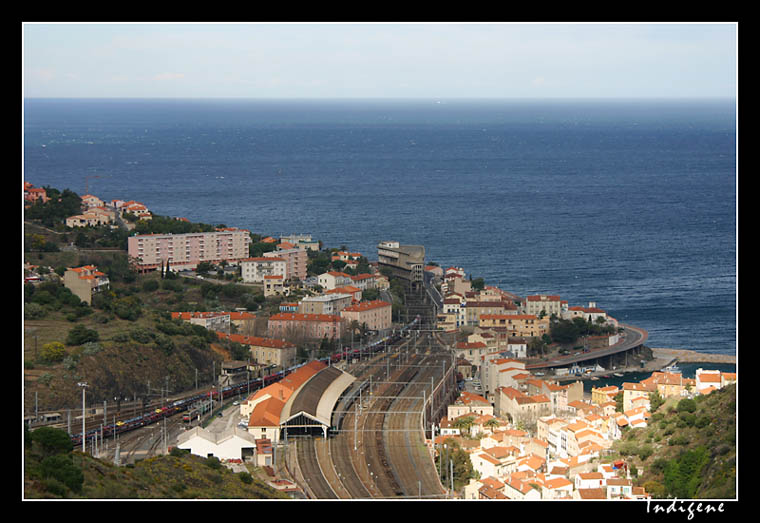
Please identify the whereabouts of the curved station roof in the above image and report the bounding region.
[281,364,356,433]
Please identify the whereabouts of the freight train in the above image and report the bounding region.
[69,316,420,448]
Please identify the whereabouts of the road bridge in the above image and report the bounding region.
[525,323,649,371]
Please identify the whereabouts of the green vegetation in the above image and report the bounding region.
[608,384,736,499]
[549,316,617,345]
[24,426,289,499]
[435,437,476,491]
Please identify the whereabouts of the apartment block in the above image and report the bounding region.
[267,312,345,340]
[241,257,287,283]
[299,293,354,315]
[524,295,564,317]
[264,248,307,281]
[127,228,251,272]
[340,300,392,332]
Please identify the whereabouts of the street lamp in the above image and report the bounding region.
[77,382,88,453]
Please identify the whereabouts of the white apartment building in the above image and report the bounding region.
[241,257,287,283]
[317,271,353,290]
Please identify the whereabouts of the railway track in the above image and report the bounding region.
[292,329,451,499]
[384,350,448,498]
[361,355,421,497]
[295,437,338,499]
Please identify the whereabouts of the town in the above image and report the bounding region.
[23,182,737,500]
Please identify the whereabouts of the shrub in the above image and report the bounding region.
[154,334,175,355]
[129,327,154,344]
[205,456,222,470]
[112,295,142,321]
[161,279,183,293]
[65,324,99,346]
[239,471,253,484]
[668,434,689,446]
[39,342,66,363]
[676,398,697,413]
[40,454,84,493]
[638,445,654,461]
[677,412,696,427]
[24,302,47,319]
[142,280,159,292]
[81,342,102,355]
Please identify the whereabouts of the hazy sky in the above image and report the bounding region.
[22,22,737,99]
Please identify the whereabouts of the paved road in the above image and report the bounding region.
[526,324,648,370]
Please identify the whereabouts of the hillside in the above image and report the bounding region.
[23,228,279,412]
[608,384,736,499]
[24,426,289,499]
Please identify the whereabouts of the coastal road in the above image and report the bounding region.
[526,323,648,370]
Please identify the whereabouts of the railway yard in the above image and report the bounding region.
[288,331,455,499]
[42,324,458,499]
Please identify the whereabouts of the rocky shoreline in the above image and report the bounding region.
[649,347,736,365]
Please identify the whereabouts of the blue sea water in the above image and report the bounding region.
[22,98,737,357]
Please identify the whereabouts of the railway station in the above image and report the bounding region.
[243,360,357,443]
[280,364,356,438]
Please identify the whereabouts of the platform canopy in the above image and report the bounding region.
[280,365,356,437]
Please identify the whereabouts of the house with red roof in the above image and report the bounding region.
[63,265,110,305]
[340,299,392,332]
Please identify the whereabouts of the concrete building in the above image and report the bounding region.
[279,234,320,251]
[176,426,259,461]
[299,293,354,315]
[171,311,231,333]
[478,314,550,338]
[377,241,425,288]
[215,332,298,370]
[317,271,353,290]
[340,299,392,332]
[63,265,110,305]
[263,275,287,297]
[524,295,564,318]
[264,248,307,281]
[267,312,345,340]
[240,256,287,283]
[127,228,251,272]
[241,360,355,443]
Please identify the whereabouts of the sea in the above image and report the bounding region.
[22,98,737,361]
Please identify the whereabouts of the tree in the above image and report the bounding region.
[438,437,476,491]
[649,391,665,413]
[30,426,74,456]
[663,446,709,498]
[452,415,476,436]
[196,262,213,275]
[614,391,624,413]
[484,418,501,432]
[676,398,697,413]
[550,319,580,344]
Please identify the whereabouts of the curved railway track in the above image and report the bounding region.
[295,437,338,499]
[298,330,450,499]
[384,350,448,498]
[361,355,421,497]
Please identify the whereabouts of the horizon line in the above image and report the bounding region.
[23,95,736,101]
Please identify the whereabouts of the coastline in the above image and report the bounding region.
[555,347,736,387]
[649,347,736,365]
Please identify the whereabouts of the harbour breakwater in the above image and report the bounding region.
[649,348,736,366]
